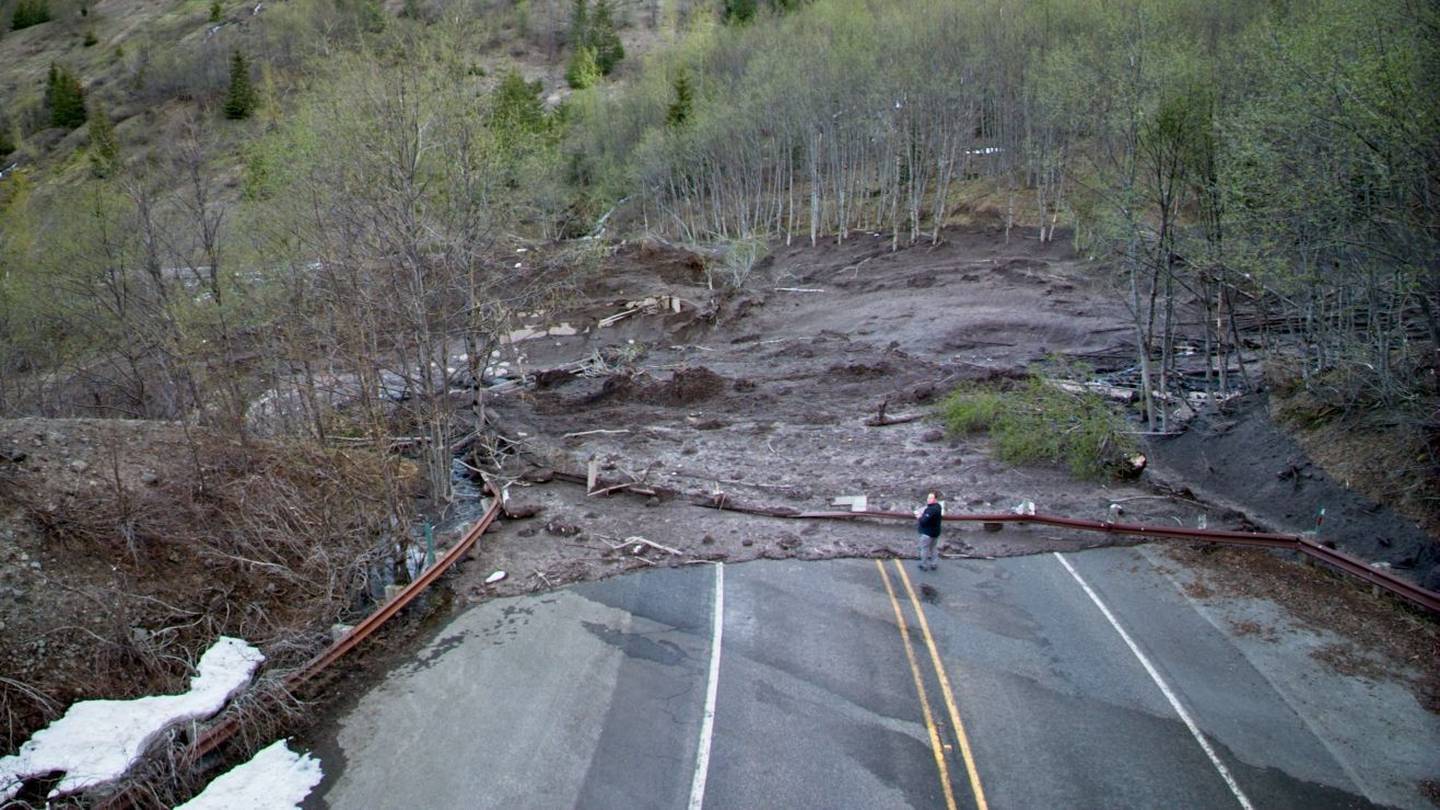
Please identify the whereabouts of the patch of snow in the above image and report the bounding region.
[175,739,321,810]
[485,570,507,584]
[0,638,264,801]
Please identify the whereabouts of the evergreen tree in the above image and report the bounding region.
[87,103,120,177]
[566,45,600,89]
[589,0,624,75]
[11,0,52,30]
[567,0,587,48]
[209,1,223,23]
[83,29,97,46]
[722,0,755,24]
[0,120,15,158]
[46,64,87,130]
[401,0,422,19]
[492,70,545,135]
[666,69,693,128]
[223,51,257,120]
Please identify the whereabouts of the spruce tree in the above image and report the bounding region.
[223,51,256,120]
[723,0,756,24]
[87,103,120,177]
[566,45,600,89]
[209,1,223,23]
[47,65,86,130]
[567,0,587,48]
[589,0,624,75]
[11,0,52,30]
[666,69,693,128]
[0,120,15,158]
[492,70,545,135]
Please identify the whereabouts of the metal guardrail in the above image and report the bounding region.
[787,509,1440,614]
[554,467,1440,614]
[98,493,504,808]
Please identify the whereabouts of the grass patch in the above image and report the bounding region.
[939,376,1138,480]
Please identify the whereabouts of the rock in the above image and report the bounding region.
[140,471,160,486]
[520,468,555,484]
[485,570,507,585]
[330,623,355,644]
[920,429,945,443]
[501,501,537,520]
[544,521,581,537]
[384,584,404,601]
[131,627,151,644]
[0,449,26,463]
[69,460,89,474]
[645,496,660,508]
[741,538,754,547]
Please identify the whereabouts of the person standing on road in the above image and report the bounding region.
[914,492,943,571]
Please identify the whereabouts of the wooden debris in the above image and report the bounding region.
[626,536,684,556]
[564,429,632,439]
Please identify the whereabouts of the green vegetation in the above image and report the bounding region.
[209,1,223,23]
[566,45,600,89]
[665,68,692,128]
[568,0,623,77]
[83,29,97,47]
[223,51,256,120]
[45,64,86,129]
[86,103,119,177]
[10,0,50,30]
[941,378,1139,481]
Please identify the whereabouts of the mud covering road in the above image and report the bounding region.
[459,229,1214,601]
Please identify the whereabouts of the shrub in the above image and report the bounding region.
[83,29,97,47]
[566,45,600,89]
[939,375,1138,480]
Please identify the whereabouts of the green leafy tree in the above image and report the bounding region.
[665,68,692,128]
[46,64,87,130]
[224,51,257,120]
[87,103,120,177]
[589,0,624,75]
[566,45,600,89]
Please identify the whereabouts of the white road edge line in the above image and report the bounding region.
[688,562,725,810]
[1053,552,1256,810]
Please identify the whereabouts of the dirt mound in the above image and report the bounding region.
[648,366,727,405]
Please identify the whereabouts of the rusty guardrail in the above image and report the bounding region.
[97,493,504,808]
[788,508,1440,614]
[554,467,1440,614]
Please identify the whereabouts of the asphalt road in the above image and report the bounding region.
[308,548,1435,809]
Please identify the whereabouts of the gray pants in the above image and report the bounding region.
[917,533,939,569]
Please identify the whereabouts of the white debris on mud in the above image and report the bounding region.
[0,637,264,801]
[175,739,323,810]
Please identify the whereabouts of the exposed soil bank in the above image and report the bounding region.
[1146,395,1440,589]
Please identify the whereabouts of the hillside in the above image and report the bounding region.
[0,0,1437,803]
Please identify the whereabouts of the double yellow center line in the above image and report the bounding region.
[875,559,990,810]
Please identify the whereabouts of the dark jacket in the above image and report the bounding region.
[917,502,943,538]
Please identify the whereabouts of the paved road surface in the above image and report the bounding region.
[308,548,1436,809]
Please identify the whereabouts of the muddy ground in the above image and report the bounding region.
[449,227,1436,604]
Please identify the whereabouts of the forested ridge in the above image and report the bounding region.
[0,0,1437,509]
